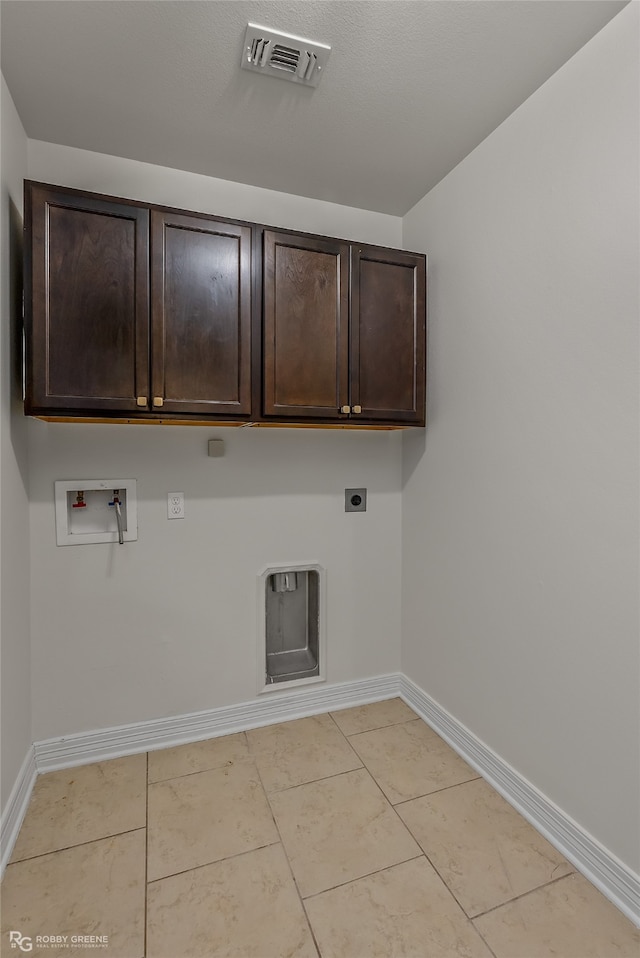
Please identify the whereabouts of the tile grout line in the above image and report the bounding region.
[145,838,281,885]
[391,774,483,806]
[251,715,440,947]
[345,716,424,742]
[344,727,576,951]
[12,707,615,957]
[263,761,365,795]
[386,798,499,958]
[278,833,323,958]
[470,871,579,922]
[346,720,483,810]
[341,716,423,738]
[466,865,577,922]
[6,825,147,867]
[147,755,255,786]
[299,899,323,958]
[325,710,345,735]
[145,731,288,885]
[346,731,499,957]
[245,714,367,794]
[247,710,451,944]
[257,725,432,903]
[325,709,419,739]
[469,921,499,958]
[385,776,475,918]
[293,762,435,899]
[252,709,488,910]
[251,738,322,957]
[394,822,498,957]
[242,709,424,797]
[143,715,591,955]
[297,851,503,958]
[300,853,426,902]
[383,763,570,957]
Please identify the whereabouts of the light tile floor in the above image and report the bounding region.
[2,699,639,958]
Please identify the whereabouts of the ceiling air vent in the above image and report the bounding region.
[241,23,331,88]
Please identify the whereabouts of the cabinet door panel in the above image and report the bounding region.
[26,186,149,412]
[151,212,252,415]
[351,246,426,424]
[263,231,349,419]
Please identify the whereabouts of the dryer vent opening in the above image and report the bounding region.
[265,569,320,684]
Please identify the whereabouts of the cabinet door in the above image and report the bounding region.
[151,212,252,416]
[351,246,426,424]
[263,231,349,419]
[26,185,149,413]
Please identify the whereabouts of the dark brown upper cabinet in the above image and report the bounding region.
[25,183,252,419]
[24,182,426,427]
[263,231,426,424]
[351,245,426,424]
[26,185,150,413]
[263,231,350,419]
[150,210,252,416]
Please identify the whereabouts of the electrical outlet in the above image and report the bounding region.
[345,488,367,512]
[168,492,185,519]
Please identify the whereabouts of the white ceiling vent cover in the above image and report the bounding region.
[242,23,331,88]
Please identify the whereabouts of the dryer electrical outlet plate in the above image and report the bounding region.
[345,488,367,512]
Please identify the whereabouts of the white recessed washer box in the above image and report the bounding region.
[54,479,137,546]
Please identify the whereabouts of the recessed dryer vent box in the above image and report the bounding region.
[54,479,137,546]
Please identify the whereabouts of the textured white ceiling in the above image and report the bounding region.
[0,0,628,214]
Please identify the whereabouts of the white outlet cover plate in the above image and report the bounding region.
[54,479,137,546]
[167,492,185,519]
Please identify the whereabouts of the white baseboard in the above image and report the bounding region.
[8,670,638,929]
[1,747,37,877]
[399,675,640,929]
[34,673,402,772]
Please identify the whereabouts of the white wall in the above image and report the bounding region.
[402,2,639,873]
[26,144,403,741]
[28,141,402,248]
[0,76,31,811]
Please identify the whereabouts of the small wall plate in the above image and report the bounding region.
[208,439,225,458]
[345,488,367,512]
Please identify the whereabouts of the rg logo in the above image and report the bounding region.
[9,931,33,952]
